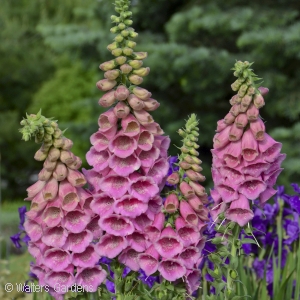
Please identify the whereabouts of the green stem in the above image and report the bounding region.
[226,225,240,300]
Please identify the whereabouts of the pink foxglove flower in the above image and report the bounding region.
[19,113,105,300]
[211,61,286,226]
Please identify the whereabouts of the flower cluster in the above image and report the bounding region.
[83,0,170,281]
[211,61,286,226]
[137,114,208,295]
[19,113,106,300]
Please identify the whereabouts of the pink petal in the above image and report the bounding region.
[219,166,245,185]
[86,216,103,239]
[147,158,169,184]
[63,230,93,253]
[24,219,43,242]
[138,147,160,168]
[119,247,140,271]
[127,231,150,252]
[114,195,148,218]
[43,248,72,271]
[75,266,107,292]
[158,259,186,281]
[45,271,75,293]
[90,193,115,217]
[86,147,110,172]
[216,184,239,203]
[121,114,141,137]
[42,226,68,248]
[129,176,159,202]
[96,234,128,258]
[72,245,100,268]
[137,130,154,151]
[109,134,137,158]
[100,175,130,199]
[99,214,134,236]
[239,179,267,200]
[109,154,141,176]
[90,131,110,151]
[63,210,91,233]
[132,213,152,231]
[179,246,201,269]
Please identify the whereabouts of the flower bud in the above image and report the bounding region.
[229,95,239,105]
[186,170,205,182]
[107,42,118,51]
[99,60,116,71]
[133,110,154,125]
[98,91,116,108]
[180,181,195,199]
[128,60,143,69]
[66,156,82,170]
[126,40,136,48]
[53,138,64,148]
[128,94,145,110]
[48,147,61,162]
[114,35,124,43]
[241,95,252,107]
[114,85,130,101]
[229,104,240,117]
[124,19,133,26]
[62,138,73,151]
[258,86,269,96]
[118,23,126,30]
[250,118,265,141]
[181,146,189,154]
[129,31,138,38]
[133,67,150,77]
[120,64,132,74]
[164,194,179,213]
[67,168,87,187]
[53,162,67,181]
[247,86,256,96]
[191,164,203,172]
[133,52,148,60]
[143,99,160,111]
[188,196,204,212]
[132,87,151,100]
[246,104,259,121]
[224,112,235,125]
[43,157,57,171]
[231,80,241,91]
[179,161,191,170]
[189,181,206,196]
[113,101,130,118]
[253,94,265,109]
[166,172,180,185]
[38,168,52,181]
[96,79,117,91]
[238,84,248,97]
[121,30,130,37]
[235,113,248,128]
[34,149,48,161]
[129,74,143,85]
[60,150,75,165]
[104,69,120,80]
[44,126,54,135]
[115,56,127,65]
[53,128,62,139]
[229,123,243,142]
[189,148,199,156]
[110,26,119,34]
[123,47,133,56]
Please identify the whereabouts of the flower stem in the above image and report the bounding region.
[226,225,240,299]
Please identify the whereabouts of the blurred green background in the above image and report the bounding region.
[1,0,300,278]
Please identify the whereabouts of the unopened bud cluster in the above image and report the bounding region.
[96,0,161,130]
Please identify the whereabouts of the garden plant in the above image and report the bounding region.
[7,0,300,300]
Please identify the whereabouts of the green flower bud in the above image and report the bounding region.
[230,256,238,269]
[133,52,148,60]
[128,59,143,69]
[110,15,118,21]
[115,56,127,65]
[230,269,238,279]
[211,237,224,244]
[181,146,190,154]
[191,130,199,136]
[114,35,124,43]
[124,19,133,26]
[185,140,194,147]
[178,129,186,137]
[238,84,248,97]
[133,67,150,77]
[20,120,27,126]
[125,11,132,17]
[121,30,130,37]
[112,48,123,56]
[53,128,62,139]
[209,254,222,264]
[123,5,129,10]
[123,47,133,56]
[44,126,54,135]
[110,26,119,34]
[189,148,199,156]
[129,74,143,85]
[118,23,126,30]
[107,42,119,51]
[129,31,138,38]
[126,40,136,48]
[120,12,127,19]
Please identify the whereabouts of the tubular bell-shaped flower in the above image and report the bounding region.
[18,112,104,299]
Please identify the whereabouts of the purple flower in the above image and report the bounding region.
[284,219,299,245]
[18,206,27,230]
[10,232,22,248]
[105,280,115,293]
[138,269,158,288]
[291,183,300,194]
[122,266,131,278]
[288,195,300,215]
